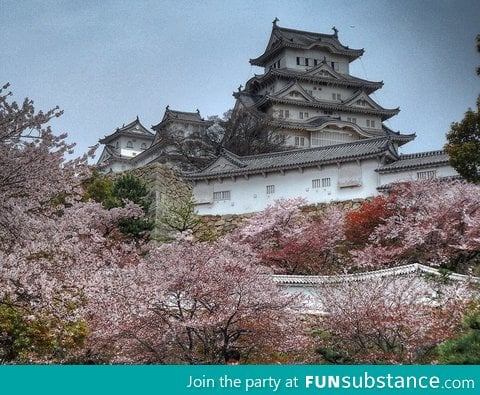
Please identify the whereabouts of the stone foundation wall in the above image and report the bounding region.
[195,198,371,239]
[129,163,193,240]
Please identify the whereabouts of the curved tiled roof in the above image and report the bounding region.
[252,91,400,121]
[245,67,383,95]
[378,150,450,173]
[250,24,364,66]
[152,107,212,130]
[185,137,397,180]
[272,263,480,286]
[99,117,154,144]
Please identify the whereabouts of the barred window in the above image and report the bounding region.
[266,185,275,194]
[213,191,231,201]
[417,170,436,180]
[312,178,331,189]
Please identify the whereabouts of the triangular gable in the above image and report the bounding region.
[274,81,315,102]
[97,147,110,164]
[202,156,243,174]
[97,146,121,166]
[306,62,341,80]
[119,118,153,136]
[343,91,382,110]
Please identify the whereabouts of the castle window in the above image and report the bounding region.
[126,141,133,148]
[295,136,305,147]
[266,185,275,194]
[417,170,436,180]
[299,111,309,119]
[296,57,309,66]
[366,119,376,128]
[311,130,356,147]
[141,143,147,149]
[213,190,231,201]
[313,178,331,189]
[347,117,357,124]
[332,93,341,101]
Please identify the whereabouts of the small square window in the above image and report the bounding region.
[417,170,436,180]
[294,136,305,147]
[213,191,231,201]
[266,185,275,194]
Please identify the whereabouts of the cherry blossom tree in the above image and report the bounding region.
[0,84,143,363]
[316,274,470,364]
[352,180,480,273]
[344,196,394,247]
[88,237,312,364]
[235,198,345,274]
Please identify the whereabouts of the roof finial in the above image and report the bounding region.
[272,17,279,26]
[332,26,338,38]
[238,84,243,92]
[166,105,169,111]
[136,115,139,121]
[196,109,200,115]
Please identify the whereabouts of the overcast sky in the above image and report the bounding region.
[2,0,479,159]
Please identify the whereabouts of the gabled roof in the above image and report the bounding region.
[274,80,316,102]
[252,89,400,121]
[244,61,382,95]
[381,124,416,145]
[99,117,154,145]
[377,150,451,173]
[185,137,398,180]
[250,22,364,66]
[96,145,132,169]
[152,106,212,130]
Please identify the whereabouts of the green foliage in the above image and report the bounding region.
[437,304,480,364]
[0,297,88,364]
[111,174,154,239]
[83,172,154,240]
[445,99,480,183]
[81,169,116,208]
[110,174,151,211]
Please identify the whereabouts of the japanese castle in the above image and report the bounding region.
[97,21,458,215]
